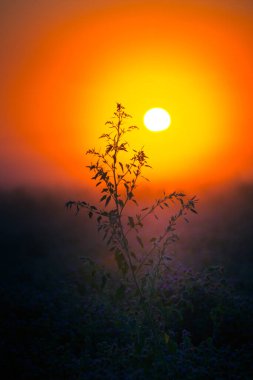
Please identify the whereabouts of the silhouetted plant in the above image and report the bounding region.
[66,103,197,304]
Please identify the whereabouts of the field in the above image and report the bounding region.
[1,186,253,379]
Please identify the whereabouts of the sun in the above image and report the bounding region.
[144,108,171,132]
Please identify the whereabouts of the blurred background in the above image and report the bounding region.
[1,0,253,290]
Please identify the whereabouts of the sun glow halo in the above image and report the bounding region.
[144,108,171,132]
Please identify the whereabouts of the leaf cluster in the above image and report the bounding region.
[66,103,198,302]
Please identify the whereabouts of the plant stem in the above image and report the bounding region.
[111,113,143,300]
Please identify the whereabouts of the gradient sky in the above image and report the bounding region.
[1,0,253,193]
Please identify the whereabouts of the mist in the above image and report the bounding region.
[1,183,253,378]
[1,182,253,289]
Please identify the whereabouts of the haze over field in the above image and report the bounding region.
[1,2,253,378]
[1,0,253,279]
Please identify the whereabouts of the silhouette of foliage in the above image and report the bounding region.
[66,103,198,318]
[66,103,197,284]
[67,104,197,278]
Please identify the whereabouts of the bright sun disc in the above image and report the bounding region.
[144,108,171,132]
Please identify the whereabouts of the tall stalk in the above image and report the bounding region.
[66,103,198,306]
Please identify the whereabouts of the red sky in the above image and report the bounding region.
[1,0,253,194]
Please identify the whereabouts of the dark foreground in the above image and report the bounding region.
[1,188,253,379]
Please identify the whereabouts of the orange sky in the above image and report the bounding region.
[1,0,253,193]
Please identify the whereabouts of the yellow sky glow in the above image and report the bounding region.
[2,2,253,190]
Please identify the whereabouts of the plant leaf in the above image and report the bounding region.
[136,235,144,248]
[119,162,124,171]
[100,195,106,202]
[128,216,135,228]
[105,196,111,207]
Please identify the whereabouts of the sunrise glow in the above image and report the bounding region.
[2,1,253,190]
